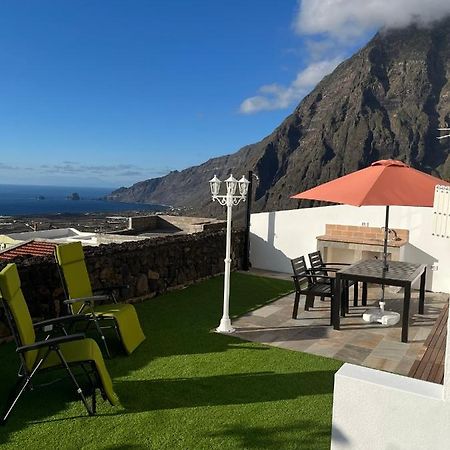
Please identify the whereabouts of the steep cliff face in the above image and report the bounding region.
[109,18,450,215]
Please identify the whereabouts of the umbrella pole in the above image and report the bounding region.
[363,203,399,325]
[380,205,390,309]
[383,205,389,270]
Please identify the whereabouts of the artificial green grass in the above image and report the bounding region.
[0,273,342,449]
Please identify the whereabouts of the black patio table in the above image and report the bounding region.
[332,260,427,343]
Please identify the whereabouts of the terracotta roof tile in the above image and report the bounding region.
[0,240,57,260]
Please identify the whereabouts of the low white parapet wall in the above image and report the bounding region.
[250,205,450,293]
[332,299,450,449]
[331,364,448,449]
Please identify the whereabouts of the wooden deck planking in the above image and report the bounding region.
[408,302,448,384]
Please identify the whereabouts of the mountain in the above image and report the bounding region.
[109,18,450,216]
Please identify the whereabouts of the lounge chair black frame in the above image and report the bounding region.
[55,257,126,359]
[1,300,106,424]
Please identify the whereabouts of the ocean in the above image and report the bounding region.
[0,184,163,216]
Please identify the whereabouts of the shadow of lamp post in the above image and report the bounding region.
[209,173,250,333]
[243,170,259,271]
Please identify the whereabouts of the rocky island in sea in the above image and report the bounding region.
[66,192,80,200]
[0,185,170,233]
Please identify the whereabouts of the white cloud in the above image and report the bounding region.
[295,0,450,40]
[239,0,450,115]
[239,58,341,114]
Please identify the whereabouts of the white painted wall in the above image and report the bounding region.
[331,364,449,450]
[250,205,450,293]
[331,307,450,450]
[4,227,94,240]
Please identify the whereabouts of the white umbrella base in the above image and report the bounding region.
[362,308,400,326]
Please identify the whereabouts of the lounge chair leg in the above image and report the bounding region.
[92,388,97,414]
[90,368,97,416]
[92,318,111,359]
[56,348,94,416]
[1,357,45,424]
[1,378,29,425]
[292,292,300,319]
[113,323,121,342]
[100,334,111,359]
[81,363,98,414]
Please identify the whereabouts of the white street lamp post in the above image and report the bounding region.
[209,173,250,333]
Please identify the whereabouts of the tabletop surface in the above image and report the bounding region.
[337,259,426,283]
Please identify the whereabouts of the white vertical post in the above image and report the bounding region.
[443,305,450,402]
[217,193,234,332]
[432,185,450,238]
[209,173,249,334]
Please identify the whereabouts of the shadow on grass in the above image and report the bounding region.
[107,273,293,377]
[0,273,294,442]
[0,367,121,444]
[116,370,335,412]
[206,418,334,450]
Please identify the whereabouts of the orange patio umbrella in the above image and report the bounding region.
[291,159,450,269]
[291,159,449,207]
[291,159,450,323]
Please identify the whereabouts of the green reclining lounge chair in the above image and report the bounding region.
[55,241,145,358]
[0,263,118,424]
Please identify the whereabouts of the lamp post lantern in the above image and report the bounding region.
[209,173,249,333]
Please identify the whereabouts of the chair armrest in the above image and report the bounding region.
[17,333,85,353]
[34,314,88,331]
[293,271,339,292]
[306,269,336,283]
[63,295,110,305]
[307,268,331,275]
[318,267,340,273]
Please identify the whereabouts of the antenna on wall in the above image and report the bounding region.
[437,128,450,140]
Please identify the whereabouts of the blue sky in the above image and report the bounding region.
[1,0,439,188]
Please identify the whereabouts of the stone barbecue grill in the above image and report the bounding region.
[317,224,409,264]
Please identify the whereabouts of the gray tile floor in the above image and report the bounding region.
[234,272,448,376]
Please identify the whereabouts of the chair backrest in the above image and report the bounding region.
[0,264,38,371]
[290,256,311,290]
[308,251,328,281]
[55,242,93,313]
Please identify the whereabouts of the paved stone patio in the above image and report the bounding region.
[234,272,448,376]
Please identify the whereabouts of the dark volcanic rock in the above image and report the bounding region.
[109,18,450,215]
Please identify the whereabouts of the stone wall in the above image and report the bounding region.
[127,215,160,232]
[0,228,245,339]
[126,214,226,234]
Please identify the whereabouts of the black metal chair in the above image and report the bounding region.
[308,250,361,314]
[290,256,345,324]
